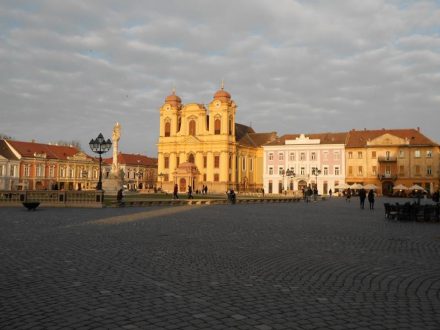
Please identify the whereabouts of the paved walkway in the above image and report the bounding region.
[1,197,439,329]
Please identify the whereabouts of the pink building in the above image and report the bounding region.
[263,133,347,194]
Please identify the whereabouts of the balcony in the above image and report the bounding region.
[378,174,397,181]
[378,156,397,162]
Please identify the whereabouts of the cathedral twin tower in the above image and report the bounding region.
[157,85,275,193]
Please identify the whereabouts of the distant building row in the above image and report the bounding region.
[157,86,440,196]
[0,139,157,191]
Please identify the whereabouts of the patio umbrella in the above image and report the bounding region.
[408,184,427,192]
[392,184,408,190]
[335,183,350,189]
[363,184,378,190]
[350,183,364,190]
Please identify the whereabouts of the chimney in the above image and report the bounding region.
[31,139,35,143]
[417,127,420,132]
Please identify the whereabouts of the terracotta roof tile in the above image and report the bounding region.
[0,140,19,160]
[265,132,348,146]
[345,128,438,147]
[6,140,80,159]
[104,153,157,166]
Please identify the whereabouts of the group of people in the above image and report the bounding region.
[345,188,375,209]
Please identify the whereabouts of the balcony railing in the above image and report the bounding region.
[378,156,397,162]
[378,174,397,181]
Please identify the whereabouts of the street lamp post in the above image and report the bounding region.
[280,169,296,193]
[158,172,164,190]
[311,167,321,195]
[89,133,112,190]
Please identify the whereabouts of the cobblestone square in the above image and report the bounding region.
[1,198,440,329]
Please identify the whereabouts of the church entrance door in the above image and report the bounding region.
[179,178,186,192]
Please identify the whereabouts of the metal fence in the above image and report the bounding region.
[0,190,104,207]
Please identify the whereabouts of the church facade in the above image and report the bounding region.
[156,86,276,193]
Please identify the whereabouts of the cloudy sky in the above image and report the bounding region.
[1,0,440,156]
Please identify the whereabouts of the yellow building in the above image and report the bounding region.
[157,86,276,193]
[345,128,440,195]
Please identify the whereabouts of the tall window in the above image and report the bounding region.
[228,116,233,135]
[385,165,391,175]
[334,151,340,160]
[269,167,273,175]
[311,152,316,160]
[300,167,305,175]
[372,151,376,158]
[214,173,219,182]
[348,166,353,175]
[358,166,363,175]
[372,166,377,175]
[24,165,30,177]
[323,167,328,175]
[358,152,363,159]
[229,155,232,169]
[415,150,420,158]
[242,157,246,171]
[385,151,390,159]
[249,158,253,171]
[203,156,207,168]
[278,167,284,175]
[269,153,273,161]
[289,152,295,161]
[348,152,353,159]
[278,153,284,161]
[189,120,196,136]
[176,156,180,167]
[188,154,195,164]
[399,150,405,158]
[427,166,432,175]
[164,122,171,137]
[36,164,44,177]
[164,156,169,169]
[334,167,340,176]
[300,152,305,161]
[214,118,221,135]
[214,156,220,168]
[426,150,432,158]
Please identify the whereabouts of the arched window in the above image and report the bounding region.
[188,154,195,164]
[214,118,221,135]
[189,120,196,136]
[164,122,171,137]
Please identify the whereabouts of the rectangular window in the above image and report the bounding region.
[358,152,363,159]
[36,164,44,177]
[214,173,219,182]
[279,167,284,175]
[311,152,316,160]
[164,157,169,169]
[289,152,295,161]
[278,153,284,161]
[69,168,74,178]
[176,156,180,167]
[372,151,376,158]
[426,150,432,158]
[358,166,363,175]
[268,153,273,161]
[385,165,391,175]
[229,156,232,169]
[214,156,220,168]
[203,156,207,168]
[334,151,340,160]
[24,165,30,177]
[415,150,420,158]
[203,174,207,181]
[415,165,421,175]
[372,166,377,175]
[323,167,328,175]
[269,167,273,175]
[348,166,353,175]
[242,157,246,171]
[427,166,432,175]
[300,167,305,175]
[348,152,353,159]
[323,151,328,160]
[300,152,305,161]
[249,158,253,171]
[399,150,404,158]
[399,165,404,175]
[334,167,340,176]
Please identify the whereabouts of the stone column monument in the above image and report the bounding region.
[102,122,123,193]
[111,122,121,175]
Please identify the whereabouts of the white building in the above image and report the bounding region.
[263,133,347,195]
[0,140,20,190]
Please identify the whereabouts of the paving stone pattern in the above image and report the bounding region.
[1,198,440,329]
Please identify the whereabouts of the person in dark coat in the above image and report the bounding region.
[187,185,193,199]
[359,188,367,209]
[368,189,375,210]
[173,184,179,199]
[116,188,124,206]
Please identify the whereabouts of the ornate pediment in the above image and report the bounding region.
[367,133,409,146]
[68,151,89,161]
[182,135,202,144]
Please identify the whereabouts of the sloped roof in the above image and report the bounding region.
[265,132,348,146]
[0,140,19,160]
[345,128,439,148]
[6,140,81,160]
[104,153,157,166]
[235,123,255,141]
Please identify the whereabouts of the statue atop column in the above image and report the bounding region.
[111,122,121,175]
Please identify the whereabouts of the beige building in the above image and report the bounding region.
[345,128,440,195]
[156,86,276,193]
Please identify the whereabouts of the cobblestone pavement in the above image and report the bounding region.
[1,197,440,330]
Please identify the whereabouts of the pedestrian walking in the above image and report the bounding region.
[173,184,179,199]
[368,189,375,210]
[116,188,124,207]
[329,189,332,198]
[187,185,193,199]
[345,188,351,202]
[359,188,367,209]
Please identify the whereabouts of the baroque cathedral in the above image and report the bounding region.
[157,84,276,193]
